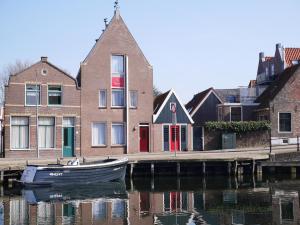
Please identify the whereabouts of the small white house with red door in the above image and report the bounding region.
[152,89,194,152]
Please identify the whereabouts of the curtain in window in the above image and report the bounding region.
[11,117,29,149]
[92,123,106,146]
[112,124,125,145]
[112,90,124,106]
[130,91,137,108]
[99,90,107,107]
[111,55,124,75]
[38,117,55,149]
[63,118,74,127]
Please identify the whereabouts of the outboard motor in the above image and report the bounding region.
[67,158,80,166]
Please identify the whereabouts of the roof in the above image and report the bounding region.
[215,89,240,103]
[153,89,194,124]
[153,90,171,114]
[285,48,300,67]
[264,56,274,62]
[185,88,213,115]
[248,80,257,88]
[255,64,300,108]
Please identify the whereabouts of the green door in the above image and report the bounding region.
[63,127,74,157]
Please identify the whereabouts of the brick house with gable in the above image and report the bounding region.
[255,64,300,143]
[77,8,153,156]
[4,57,81,158]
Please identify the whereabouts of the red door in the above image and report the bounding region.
[170,125,180,152]
[139,126,149,152]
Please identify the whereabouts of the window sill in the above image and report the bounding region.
[91,145,107,148]
[25,105,42,107]
[111,144,126,147]
[10,148,30,151]
[278,131,292,134]
[98,106,107,109]
[111,106,125,109]
[48,105,62,107]
[130,107,138,110]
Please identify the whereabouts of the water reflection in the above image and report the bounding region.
[3,175,300,224]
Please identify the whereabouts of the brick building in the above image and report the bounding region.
[255,64,300,142]
[4,57,81,158]
[77,9,153,156]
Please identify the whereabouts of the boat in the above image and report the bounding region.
[20,158,128,186]
[22,181,128,204]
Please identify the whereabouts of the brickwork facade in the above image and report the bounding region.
[4,58,81,158]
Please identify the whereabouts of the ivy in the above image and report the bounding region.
[205,121,271,133]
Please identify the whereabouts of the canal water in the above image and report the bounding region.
[1,174,300,225]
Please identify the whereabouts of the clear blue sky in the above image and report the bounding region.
[1,0,300,102]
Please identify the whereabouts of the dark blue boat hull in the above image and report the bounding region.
[21,158,128,186]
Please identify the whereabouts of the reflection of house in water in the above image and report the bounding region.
[272,191,300,225]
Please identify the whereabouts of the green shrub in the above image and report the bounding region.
[205,121,271,133]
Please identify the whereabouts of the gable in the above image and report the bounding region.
[83,12,150,67]
[154,93,193,124]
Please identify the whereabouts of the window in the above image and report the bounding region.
[279,113,291,132]
[112,89,124,107]
[11,117,29,149]
[38,117,55,149]
[226,95,236,103]
[111,55,125,77]
[265,67,269,75]
[99,90,107,108]
[271,64,275,75]
[92,123,106,146]
[130,91,138,108]
[218,107,223,121]
[230,107,242,121]
[163,125,169,151]
[26,84,40,105]
[112,123,125,145]
[48,85,62,105]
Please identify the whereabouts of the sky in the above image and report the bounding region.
[1,0,300,102]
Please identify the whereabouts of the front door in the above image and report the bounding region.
[139,126,149,152]
[170,125,180,152]
[193,126,203,151]
[63,127,74,157]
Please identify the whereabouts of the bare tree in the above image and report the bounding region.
[0,60,31,105]
[153,85,162,97]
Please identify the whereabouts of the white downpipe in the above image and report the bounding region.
[126,56,129,154]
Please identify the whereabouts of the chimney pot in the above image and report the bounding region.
[259,52,264,60]
[41,56,48,62]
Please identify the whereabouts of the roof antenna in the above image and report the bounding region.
[104,18,108,28]
[114,0,119,11]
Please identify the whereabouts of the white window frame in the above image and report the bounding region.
[91,122,107,147]
[38,117,56,149]
[47,84,62,106]
[130,90,138,108]
[111,123,126,146]
[99,89,107,108]
[10,116,30,150]
[111,89,125,108]
[278,112,292,133]
[111,55,125,77]
[25,83,41,106]
[230,106,243,122]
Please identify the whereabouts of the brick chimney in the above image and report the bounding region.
[259,52,265,61]
[41,56,48,62]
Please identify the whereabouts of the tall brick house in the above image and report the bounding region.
[4,57,81,158]
[77,9,153,156]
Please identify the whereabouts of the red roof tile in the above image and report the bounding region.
[265,56,274,62]
[285,48,300,67]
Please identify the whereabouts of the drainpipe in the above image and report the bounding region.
[126,56,129,154]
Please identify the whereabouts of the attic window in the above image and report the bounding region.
[41,68,48,76]
[292,60,299,65]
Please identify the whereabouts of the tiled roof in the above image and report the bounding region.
[255,64,300,108]
[265,56,274,62]
[153,90,171,114]
[215,89,239,103]
[185,88,213,115]
[285,48,300,67]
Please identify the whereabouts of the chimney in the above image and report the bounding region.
[259,52,264,61]
[276,43,282,50]
[41,56,48,62]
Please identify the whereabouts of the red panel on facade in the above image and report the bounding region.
[112,77,125,88]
